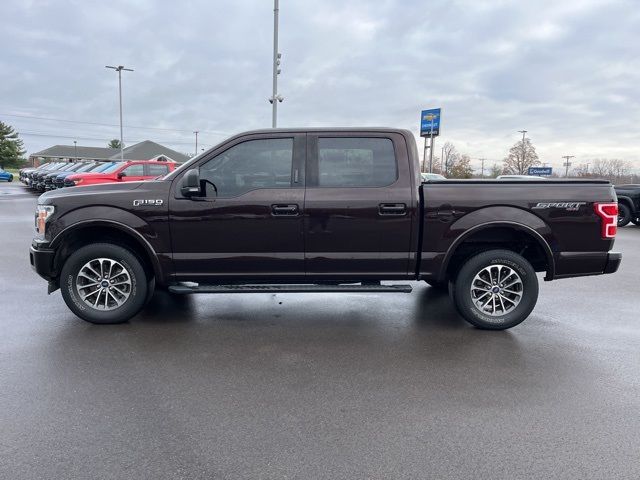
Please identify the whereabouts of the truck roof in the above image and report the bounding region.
[229,127,415,138]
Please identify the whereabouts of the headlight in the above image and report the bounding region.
[35,205,55,237]
[73,178,83,185]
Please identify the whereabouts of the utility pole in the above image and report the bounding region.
[585,163,590,175]
[269,0,283,127]
[562,155,575,177]
[517,130,527,174]
[480,158,486,178]
[193,131,199,156]
[105,65,134,160]
[441,145,445,175]
[73,140,77,161]
[422,138,428,173]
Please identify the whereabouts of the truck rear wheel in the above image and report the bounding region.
[618,204,631,227]
[451,249,538,330]
[60,243,148,324]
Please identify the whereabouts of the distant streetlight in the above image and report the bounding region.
[105,65,134,160]
[193,131,199,156]
[562,155,575,177]
[518,130,527,172]
[268,0,284,127]
[73,140,77,161]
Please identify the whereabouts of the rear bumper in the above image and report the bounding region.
[553,251,621,279]
[603,252,622,274]
[30,243,56,281]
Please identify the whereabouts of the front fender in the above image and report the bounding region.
[48,206,168,284]
[617,195,635,212]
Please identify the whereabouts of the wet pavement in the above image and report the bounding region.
[1,181,639,479]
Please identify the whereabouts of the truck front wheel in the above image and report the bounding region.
[451,249,538,330]
[60,243,148,324]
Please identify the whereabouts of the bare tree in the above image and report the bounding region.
[572,163,591,177]
[489,163,503,178]
[503,138,539,174]
[441,142,459,176]
[449,154,474,179]
[584,158,635,184]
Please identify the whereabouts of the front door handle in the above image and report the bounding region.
[271,204,299,216]
[379,203,407,215]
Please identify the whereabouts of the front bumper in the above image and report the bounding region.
[29,242,56,281]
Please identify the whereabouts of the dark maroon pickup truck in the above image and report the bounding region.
[30,128,621,329]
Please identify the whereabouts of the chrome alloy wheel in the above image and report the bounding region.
[76,258,132,311]
[470,264,523,317]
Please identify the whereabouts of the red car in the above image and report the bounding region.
[64,161,176,187]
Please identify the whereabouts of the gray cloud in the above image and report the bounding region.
[2,0,639,171]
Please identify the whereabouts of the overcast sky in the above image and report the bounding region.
[3,0,639,172]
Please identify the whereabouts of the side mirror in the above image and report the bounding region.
[180,168,202,197]
[117,172,126,179]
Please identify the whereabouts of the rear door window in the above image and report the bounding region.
[316,137,397,187]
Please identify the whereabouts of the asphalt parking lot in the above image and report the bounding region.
[1,181,639,480]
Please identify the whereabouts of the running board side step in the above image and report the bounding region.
[168,284,413,294]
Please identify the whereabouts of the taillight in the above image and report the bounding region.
[594,203,618,239]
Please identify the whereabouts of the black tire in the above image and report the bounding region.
[618,203,632,227]
[425,280,448,291]
[60,243,148,324]
[8,175,13,182]
[451,249,538,330]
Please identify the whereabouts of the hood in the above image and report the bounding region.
[66,171,115,181]
[38,181,145,204]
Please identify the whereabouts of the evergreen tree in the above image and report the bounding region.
[0,121,26,168]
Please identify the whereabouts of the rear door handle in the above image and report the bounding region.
[271,204,299,216]
[379,203,407,215]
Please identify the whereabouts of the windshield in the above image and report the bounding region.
[164,134,234,181]
[75,163,97,173]
[91,162,117,172]
[100,162,123,173]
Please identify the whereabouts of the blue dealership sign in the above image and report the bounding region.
[420,108,441,137]
[528,166,553,176]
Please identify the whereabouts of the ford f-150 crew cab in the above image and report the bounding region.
[30,128,621,329]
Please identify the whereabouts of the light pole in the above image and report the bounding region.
[105,65,134,160]
[517,130,527,174]
[479,158,486,178]
[193,131,199,156]
[269,0,283,127]
[73,140,77,161]
[562,155,575,177]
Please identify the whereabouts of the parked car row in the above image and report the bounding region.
[19,160,176,192]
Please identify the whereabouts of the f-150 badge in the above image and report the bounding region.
[133,199,164,207]
[532,202,586,211]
